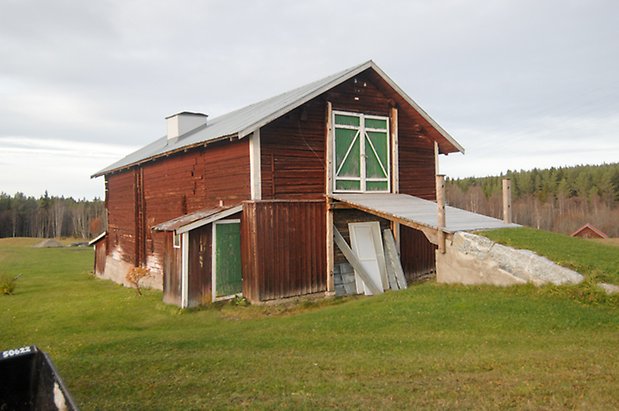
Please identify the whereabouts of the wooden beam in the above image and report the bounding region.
[390,107,401,251]
[502,178,512,224]
[333,226,381,295]
[390,107,399,194]
[325,101,334,293]
[436,174,446,254]
[326,199,334,293]
[249,129,262,200]
[329,202,354,210]
[434,141,440,176]
[325,101,333,196]
[383,229,407,290]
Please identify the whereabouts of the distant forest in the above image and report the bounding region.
[2,163,618,240]
[0,192,105,239]
[447,163,619,237]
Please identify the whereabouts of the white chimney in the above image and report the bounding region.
[166,112,208,141]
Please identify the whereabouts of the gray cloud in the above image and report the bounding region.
[1,0,618,197]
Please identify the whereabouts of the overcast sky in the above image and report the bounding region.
[1,0,618,199]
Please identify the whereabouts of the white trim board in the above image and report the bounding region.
[181,232,189,308]
[249,129,262,200]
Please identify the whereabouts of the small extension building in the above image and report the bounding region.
[92,60,513,307]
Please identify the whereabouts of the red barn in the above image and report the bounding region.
[92,60,512,307]
[571,223,608,239]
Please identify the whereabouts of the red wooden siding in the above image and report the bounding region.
[398,125,436,200]
[106,171,138,265]
[188,223,212,306]
[242,200,326,302]
[399,225,437,281]
[260,71,436,201]
[260,101,326,199]
[102,138,250,290]
[162,231,181,305]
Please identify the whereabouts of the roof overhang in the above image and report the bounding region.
[330,193,517,236]
[88,231,107,246]
[153,204,243,234]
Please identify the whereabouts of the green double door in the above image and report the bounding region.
[213,221,242,298]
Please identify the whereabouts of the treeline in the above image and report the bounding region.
[0,192,106,239]
[447,163,619,237]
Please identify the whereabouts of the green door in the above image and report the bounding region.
[214,221,242,298]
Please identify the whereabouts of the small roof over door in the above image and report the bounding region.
[152,204,243,234]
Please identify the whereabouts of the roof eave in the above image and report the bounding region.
[368,63,465,155]
[90,132,240,178]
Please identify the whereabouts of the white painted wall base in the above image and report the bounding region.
[436,232,584,286]
[98,253,164,291]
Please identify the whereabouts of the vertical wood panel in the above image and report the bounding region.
[399,225,437,281]
[188,224,212,306]
[242,200,326,302]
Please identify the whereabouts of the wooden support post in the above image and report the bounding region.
[436,174,446,254]
[502,178,512,224]
[325,101,334,293]
[326,199,334,293]
[390,106,399,194]
[434,141,440,176]
[390,107,400,250]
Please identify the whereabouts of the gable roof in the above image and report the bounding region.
[570,223,608,239]
[92,60,464,178]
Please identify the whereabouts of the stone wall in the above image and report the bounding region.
[436,232,583,286]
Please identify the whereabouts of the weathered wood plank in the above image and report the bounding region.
[333,226,382,295]
[383,229,407,289]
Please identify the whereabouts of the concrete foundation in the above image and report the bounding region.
[437,232,584,286]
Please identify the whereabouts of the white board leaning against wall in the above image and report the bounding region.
[348,222,388,295]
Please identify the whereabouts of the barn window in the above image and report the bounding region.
[173,233,181,248]
[333,111,390,193]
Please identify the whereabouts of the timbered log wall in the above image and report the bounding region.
[106,170,138,265]
[260,70,437,202]
[260,101,326,199]
[104,139,251,291]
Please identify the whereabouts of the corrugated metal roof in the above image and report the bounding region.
[331,193,520,234]
[93,60,464,177]
[152,204,242,233]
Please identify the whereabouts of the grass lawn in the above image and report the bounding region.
[481,227,619,286]
[2,237,619,410]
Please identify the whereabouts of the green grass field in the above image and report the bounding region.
[1,237,619,410]
[482,227,619,285]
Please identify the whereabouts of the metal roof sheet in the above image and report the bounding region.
[152,204,242,233]
[93,60,464,177]
[331,193,519,233]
